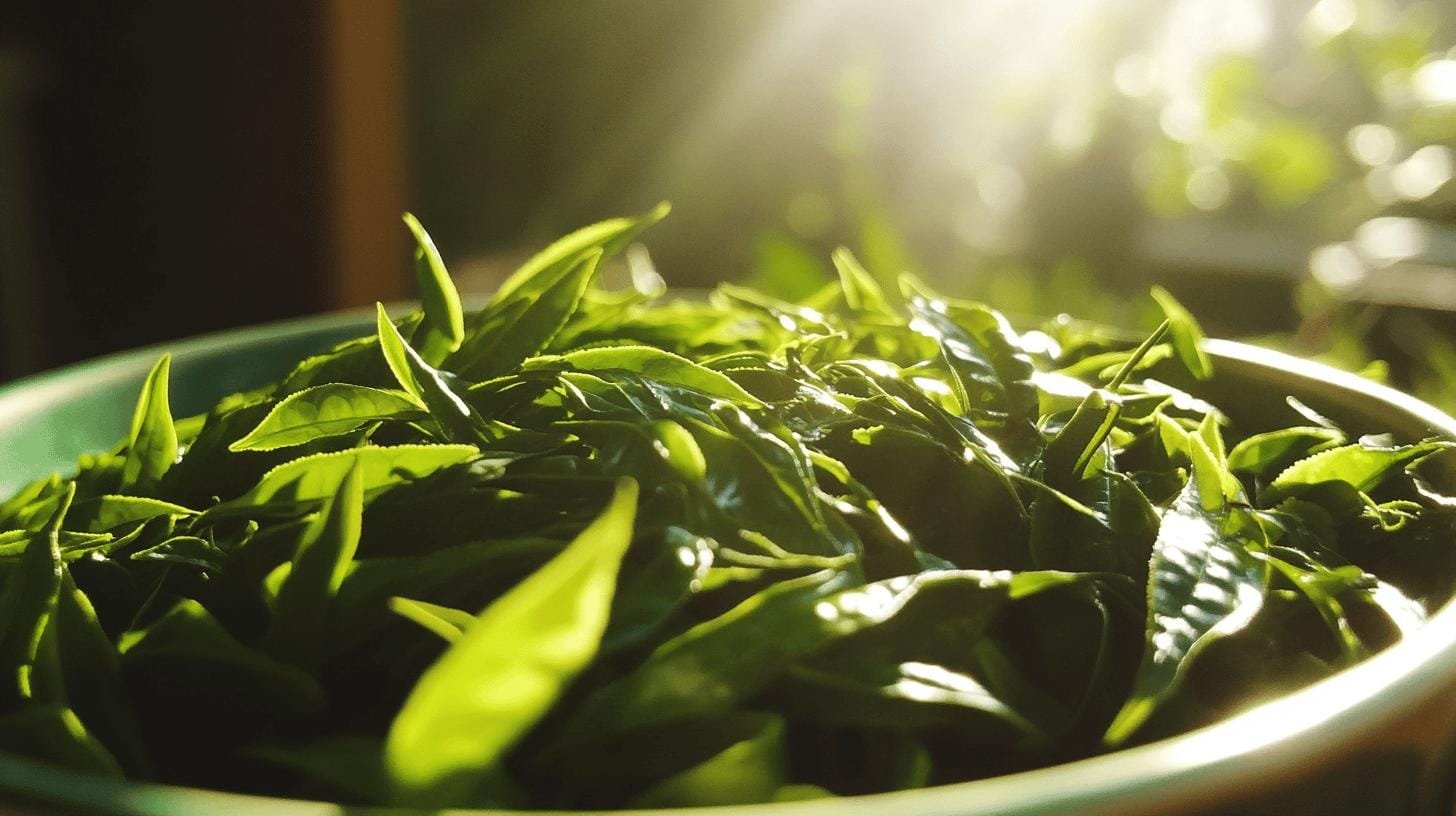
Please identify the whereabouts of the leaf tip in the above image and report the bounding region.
[612,476,640,509]
[1102,696,1155,747]
[374,303,401,342]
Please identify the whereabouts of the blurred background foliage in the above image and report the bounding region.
[3,0,1456,410]
[403,0,1456,405]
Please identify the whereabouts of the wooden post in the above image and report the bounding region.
[322,0,410,308]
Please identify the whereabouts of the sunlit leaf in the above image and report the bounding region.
[388,597,475,643]
[490,202,668,306]
[1104,440,1267,744]
[1150,286,1212,380]
[403,212,466,364]
[264,459,364,666]
[230,384,425,451]
[1263,441,1453,506]
[203,444,478,518]
[120,355,179,490]
[1228,426,1345,476]
[531,345,762,406]
[68,495,195,533]
[386,479,638,806]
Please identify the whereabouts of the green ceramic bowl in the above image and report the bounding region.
[4,313,1456,816]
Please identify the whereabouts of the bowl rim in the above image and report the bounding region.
[1,318,1455,815]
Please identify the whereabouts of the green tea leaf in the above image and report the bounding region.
[264,458,364,666]
[532,346,762,406]
[120,355,179,490]
[1262,441,1453,506]
[684,416,856,558]
[277,321,415,394]
[1228,426,1345,476]
[0,484,70,708]
[449,250,603,381]
[832,247,892,314]
[1030,468,1157,579]
[68,495,195,533]
[903,279,1036,425]
[558,570,847,737]
[230,384,425,452]
[770,573,1100,738]
[403,212,466,364]
[0,474,62,531]
[0,530,112,561]
[329,539,562,655]
[1104,441,1267,744]
[1265,553,1367,663]
[562,569,1063,737]
[1041,390,1118,487]
[129,535,224,570]
[388,597,475,642]
[51,572,150,774]
[490,202,668,306]
[561,420,708,485]
[204,444,478,518]
[1150,286,1212,380]
[833,423,1028,569]
[1106,321,1171,389]
[602,527,713,653]
[376,304,482,440]
[386,478,639,806]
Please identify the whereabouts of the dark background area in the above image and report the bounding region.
[2,1,1455,407]
[2,4,331,375]
[0,2,405,380]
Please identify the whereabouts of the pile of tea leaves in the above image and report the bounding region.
[0,206,1453,809]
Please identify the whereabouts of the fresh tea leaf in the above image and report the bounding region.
[1228,426,1345,476]
[1262,441,1453,506]
[832,248,892,315]
[490,202,669,306]
[903,278,1036,425]
[388,597,475,643]
[50,572,150,774]
[376,304,487,443]
[1150,285,1212,380]
[204,444,478,518]
[68,495,195,533]
[385,478,639,806]
[449,251,604,381]
[231,384,425,452]
[0,484,70,708]
[264,458,365,666]
[1105,441,1267,744]
[532,346,762,406]
[402,212,466,365]
[120,355,179,490]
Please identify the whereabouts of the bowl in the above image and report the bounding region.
[3,312,1456,816]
